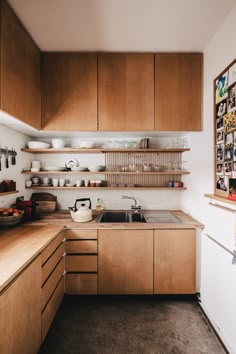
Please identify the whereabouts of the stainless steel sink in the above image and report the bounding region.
[97,211,146,223]
[97,211,130,223]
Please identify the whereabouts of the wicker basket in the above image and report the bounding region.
[0,210,24,227]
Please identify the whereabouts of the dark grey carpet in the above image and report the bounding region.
[39,296,226,354]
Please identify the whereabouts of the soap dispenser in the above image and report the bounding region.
[96,198,104,212]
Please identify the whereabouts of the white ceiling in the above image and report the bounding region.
[8,0,236,52]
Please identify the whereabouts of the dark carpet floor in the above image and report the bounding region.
[39,295,226,354]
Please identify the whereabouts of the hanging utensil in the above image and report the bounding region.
[5,146,9,168]
[11,148,14,165]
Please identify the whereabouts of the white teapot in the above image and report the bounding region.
[69,198,92,223]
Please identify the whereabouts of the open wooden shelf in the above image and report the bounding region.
[0,190,19,196]
[26,186,187,191]
[21,148,190,154]
[205,193,236,207]
[21,171,190,175]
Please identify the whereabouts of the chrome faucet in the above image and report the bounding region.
[122,195,141,213]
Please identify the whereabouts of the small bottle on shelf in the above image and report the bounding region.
[96,198,104,212]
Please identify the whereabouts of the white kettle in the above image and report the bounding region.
[69,198,92,222]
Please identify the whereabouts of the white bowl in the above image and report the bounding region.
[78,142,94,149]
[28,141,50,149]
[51,139,65,149]
[88,165,105,172]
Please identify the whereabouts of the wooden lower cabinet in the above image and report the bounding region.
[65,229,98,295]
[154,229,196,294]
[98,230,153,294]
[65,274,97,295]
[41,232,65,340]
[0,256,41,354]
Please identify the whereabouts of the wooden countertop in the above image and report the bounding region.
[0,209,203,293]
[28,209,204,229]
[0,224,63,292]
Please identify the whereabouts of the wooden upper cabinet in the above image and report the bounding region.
[0,0,41,129]
[98,53,154,131]
[42,53,97,131]
[155,53,203,131]
[24,31,41,129]
[1,0,25,121]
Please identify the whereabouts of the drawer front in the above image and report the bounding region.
[65,255,97,272]
[42,258,64,310]
[42,243,64,285]
[65,274,97,295]
[66,229,97,240]
[65,240,97,254]
[42,277,64,341]
[41,231,64,265]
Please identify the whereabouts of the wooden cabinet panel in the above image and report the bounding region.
[1,0,25,120]
[65,274,97,295]
[154,229,196,294]
[41,258,64,310]
[98,53,154,131]
[42,277,64,342]
[24,31,41,129]
[65,229,97,240]
[0,256,41,354]
[42,243,64,285]
[42,53,97,131]
[65,255,97,272]
[1,0,41,129]
[98,230,153,294]
[41,232,64,265]
[66,240,97,254]
[155,53,203,131]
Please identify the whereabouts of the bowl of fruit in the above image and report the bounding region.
[0,208,24,227]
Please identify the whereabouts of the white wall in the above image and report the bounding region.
[0,125,32,208]
[181,4,236,353]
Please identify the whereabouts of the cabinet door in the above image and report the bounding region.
[1,0,25,121]
[42,53,97,131]
[24,31,41,129]
[98,230,153,294]
[98,53,154,131]
[154,229,196,294]
[155,53,203,131]
[0,256,41,354]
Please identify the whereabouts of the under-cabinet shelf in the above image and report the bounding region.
[21,171,190,175]
[0,190,19,196]
[21,148,190,154]
[25,186,187,191]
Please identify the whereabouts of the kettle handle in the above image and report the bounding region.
[74,198,92,211]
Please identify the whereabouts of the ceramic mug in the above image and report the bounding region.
[76,179,83,187]
[42,177,49,185]
[52,178,59,187]
[59,178,65,187]
[32,177,39,184]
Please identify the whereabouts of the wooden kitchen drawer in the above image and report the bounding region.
[65,240,97,254]
[41,231,64,265]
[65,255,97,272]
[66,229,97,240]
[65,274,97,295]
[42,243,64,285]
[42,277,64,341]
[41,258,64,310]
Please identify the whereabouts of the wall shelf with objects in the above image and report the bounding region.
[0,190,19,196]
[25,186,187,191]
[21,147,190,190]
[21,148,190,154]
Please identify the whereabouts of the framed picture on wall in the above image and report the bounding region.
[214,58,236,196]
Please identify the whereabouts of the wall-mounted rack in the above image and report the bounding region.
[0,148,17,156]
